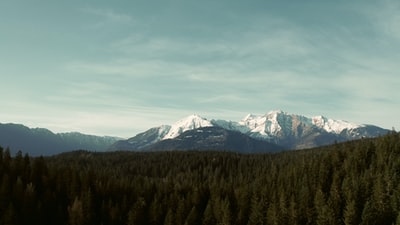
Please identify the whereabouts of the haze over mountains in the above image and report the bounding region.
[0,110,389,155]
[0,123,120,156]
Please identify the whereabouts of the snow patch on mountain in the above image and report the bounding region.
[158,125,171,136]
[311,116,362,134]
[211,119,250,133]
[240,114,269,136]
[239,110,289,137]
[265,110,286,135]
[162,114,213,140]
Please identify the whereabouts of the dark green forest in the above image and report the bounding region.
[0,132,400,225]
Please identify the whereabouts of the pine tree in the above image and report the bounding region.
[127,197,147,225]
[81,189,94,225]
[214,197,232,225]
[343,199,358,225]
[266,202,279,225]
[22,182,37,225]
[361,175,394,225]
[202,200,216,225]
[314,189,335,225]
[234,188,250,225]
[148,196,165,225]
[278,192,288,225]
[68,197,84,225]
[288,195,298,225]
[1,203,17,225]
[163,208,175,225]
[0,174,11,212]
[175,198,188,225]
[2,148,11,174]
[395,213,400,225]
[184,206,200,225]
[247,193,265,225]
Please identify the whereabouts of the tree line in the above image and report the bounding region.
[0,131,399,225]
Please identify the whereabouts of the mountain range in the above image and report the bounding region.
[0,110,390,155]
[0,123,120,156]
[109,110,389,152]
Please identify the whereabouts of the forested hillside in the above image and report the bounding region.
[0,132,399,225]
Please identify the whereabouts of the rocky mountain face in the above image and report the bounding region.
[235,110,387,149]
[0,123,120,156]
[110,110,389,152]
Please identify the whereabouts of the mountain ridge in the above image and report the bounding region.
[0,123,121,156]
[0,110,390,155]
[110,110,389,151]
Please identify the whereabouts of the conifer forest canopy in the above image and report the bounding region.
[0,132,400,225]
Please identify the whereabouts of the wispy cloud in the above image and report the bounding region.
[63,21,343,116]
[4,1,397,136]
[363,0,400,40]
[67,1,400,126]
[80,7,133,28]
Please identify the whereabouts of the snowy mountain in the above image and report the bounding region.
[109,115,214,151]
[110,110,389,151]
[238,110,357,138]
[235,110,387,149]
[162,114,213,140]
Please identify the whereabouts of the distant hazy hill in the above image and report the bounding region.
[0,123,120,156]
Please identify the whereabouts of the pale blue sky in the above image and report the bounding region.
[1,0,399,137]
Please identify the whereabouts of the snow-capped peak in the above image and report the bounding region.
[239,110,288,137]
[242,113,259,121]
[267,109,285,116]
[162,114,213,140]
[153,110,370,142]
[265,110,286,134]
[312,115,362,134]
[240,114,264,129]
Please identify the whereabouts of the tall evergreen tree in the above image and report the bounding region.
[68,197,84,225]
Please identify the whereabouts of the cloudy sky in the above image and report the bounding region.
[1,0,399,137]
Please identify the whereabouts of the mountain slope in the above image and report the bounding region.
[142,127,284,153]
[110,125,170,150]
[109,115,216,151]
[0,123,120,156]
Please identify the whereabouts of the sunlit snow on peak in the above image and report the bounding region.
[157,111,370,142]
[161,114,213,140]
[239,112,282,137]
[312,115,362,134]
[266,109,285,116]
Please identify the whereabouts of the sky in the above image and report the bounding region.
[1,0,399,137]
